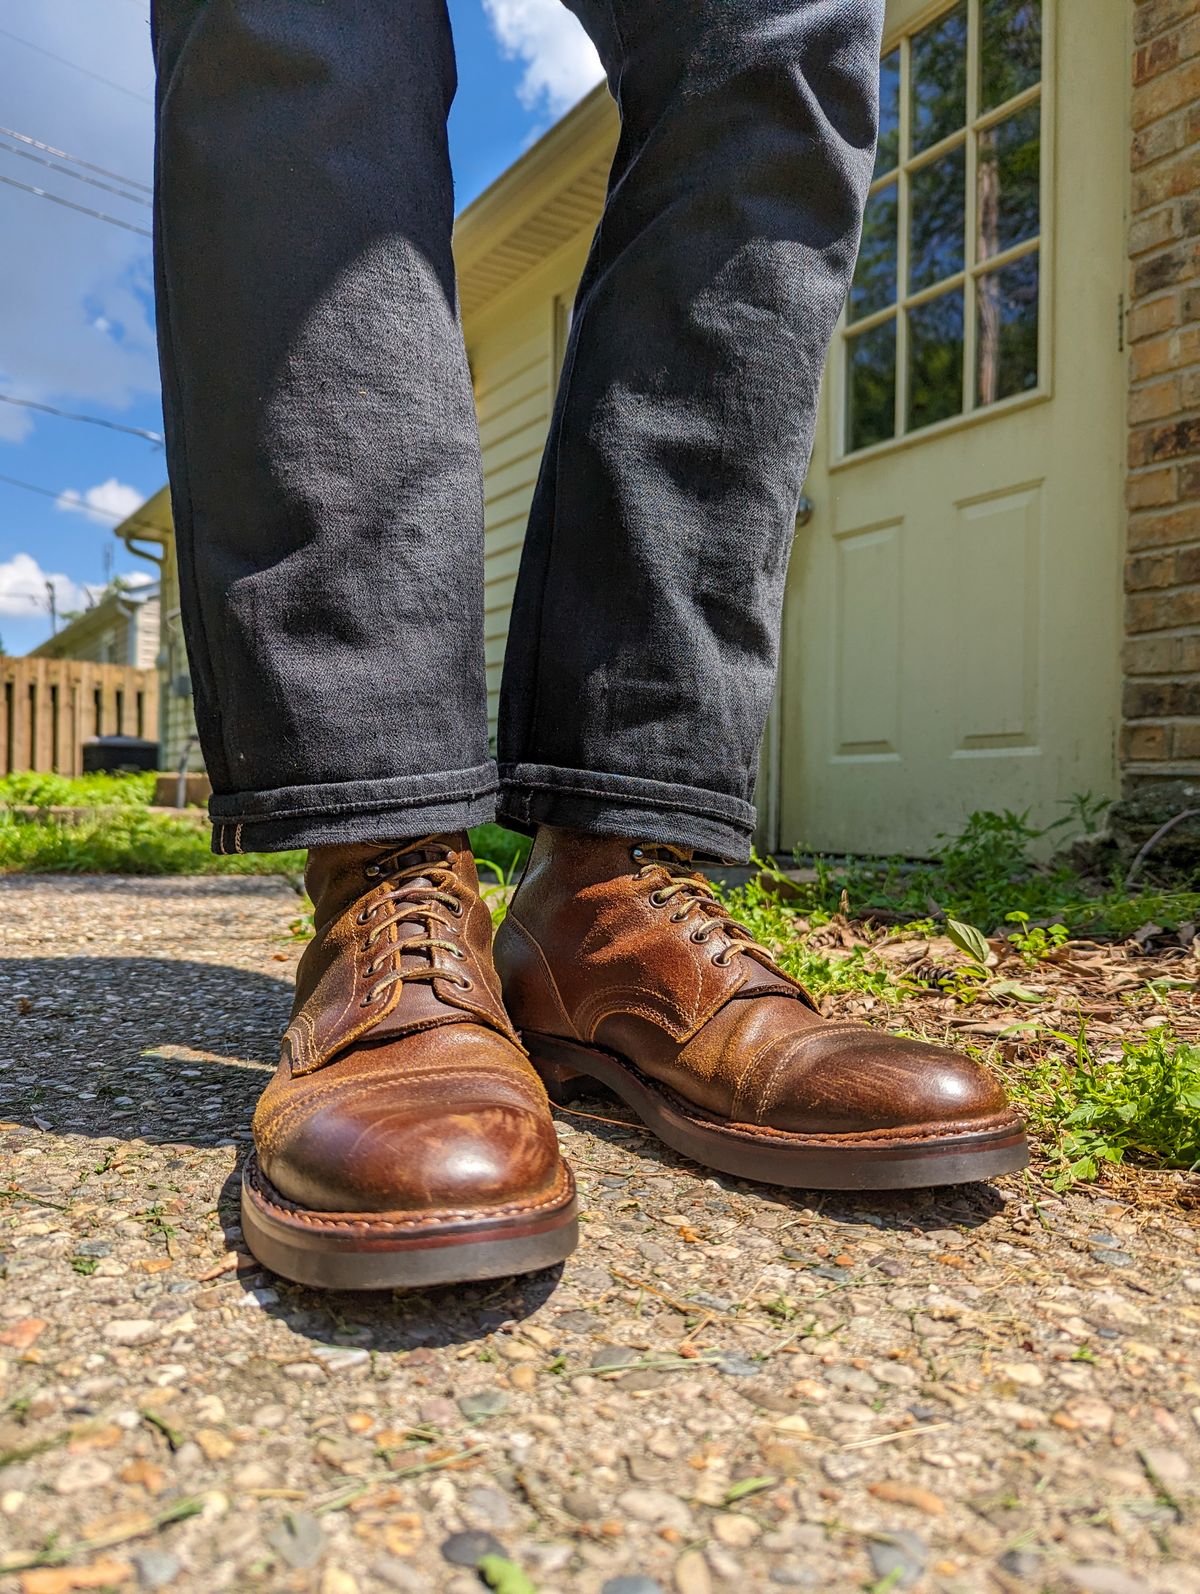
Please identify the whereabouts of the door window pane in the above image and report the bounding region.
[847,319,897,451]
[911,1,967,153]
[981,0,1041,111]
[977,252,1039,405]
[849,181,898,322]
[977,103,1040,260]
[876,48,901,177]
[910,145,965,292]
[908,289,964,430]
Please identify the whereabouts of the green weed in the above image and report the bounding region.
[1009,1024,1200,1188]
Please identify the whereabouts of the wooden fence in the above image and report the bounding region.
[0,657,160,777]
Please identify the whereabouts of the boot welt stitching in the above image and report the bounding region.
[246,1159,574,1232]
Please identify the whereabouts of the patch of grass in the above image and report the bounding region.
[0,808,304,876]
[775,807,1199,938]
[0,769,156,808]
[1009,1025,1200,1188]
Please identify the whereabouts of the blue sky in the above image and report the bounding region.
[0,0,602,655]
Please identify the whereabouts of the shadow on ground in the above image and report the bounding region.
[1,952,1005,1348]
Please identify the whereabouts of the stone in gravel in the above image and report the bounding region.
[867,1532,927,1590]
[820,1452,869,1482]
[715,1354,760,1377]
[457,1389,508,1421]
[320,1571,359,1594]
[997,1362,1044,1387]
[267,1510,324,1570]
[465,1485,516,1529]
[133,1549,181,1588]
[53,1455,114,1494]
[617,1488,694,1533]
[102,1318,159,1345]
[591,1345,636,1370]
[441,1530,506,1566]
[998,1548,1041,1577]
[417,1397,457,1426]
[602,1580,666,1594]
[675,1548,712,1593]
[714,1514,760,1547]
[370,1559,430,1592]
[1141,1446,1190,1484]
[1059,1567,1153,1594]
[563,1488,597,1520]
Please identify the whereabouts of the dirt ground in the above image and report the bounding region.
[1,875,1198,1594]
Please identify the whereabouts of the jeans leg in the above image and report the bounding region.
[497,0,884,861]
[152,0,495,854]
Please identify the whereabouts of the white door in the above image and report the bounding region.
[776,0,1128,857]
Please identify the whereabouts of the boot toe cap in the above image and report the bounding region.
[256,1032,563,1215]
[743,1021,1012,1136]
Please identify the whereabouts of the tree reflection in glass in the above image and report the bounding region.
[982,0,1041,111]
[978,103,1040,261]
[850,181,898,322]
[909,290,964,430]
[977,253,1039,406]
[847,321,897,451]
[910,146,965,293]
[911,1,967,152]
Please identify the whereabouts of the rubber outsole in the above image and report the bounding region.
[525,1030,1029,1191]
[240,1153,579,1290]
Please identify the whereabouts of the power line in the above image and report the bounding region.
[0,26,153,106]
[0,394,162,444]
[0,471,170,542]
[0,136,152,209]
[0,171,152,238]
[0,126,152,195]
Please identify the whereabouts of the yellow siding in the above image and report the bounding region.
[468,230,595,740]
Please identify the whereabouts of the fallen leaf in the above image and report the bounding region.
[20,1562,133,1593]
[868,1480,947,1516]
[0,1319,47,1352]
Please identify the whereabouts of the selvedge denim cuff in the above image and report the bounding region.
[208,761,499,855]
[498,762,756,864]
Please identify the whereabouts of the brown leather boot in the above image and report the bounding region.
[495,828,1027,1191]
[241,834,577,1288]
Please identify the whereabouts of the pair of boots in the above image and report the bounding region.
[242,831,1026,1289]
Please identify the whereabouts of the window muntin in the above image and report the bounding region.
[842,0,1044,456]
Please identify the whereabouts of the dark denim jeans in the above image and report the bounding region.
[151,0,883,862]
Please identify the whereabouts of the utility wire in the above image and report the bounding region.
[0,126,152,195]
[0,26,153,106]
[0,394,162,444]
[0,171,152,238]
[0,136,152,208]
[0,471,169,541]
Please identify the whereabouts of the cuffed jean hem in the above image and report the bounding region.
[207,761,499,855]
[498,762,757,864]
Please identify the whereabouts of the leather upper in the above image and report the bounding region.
[254,834,565,1214]
[495,827,1014,1137]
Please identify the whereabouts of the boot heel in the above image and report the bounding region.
[530,1055,591,1106]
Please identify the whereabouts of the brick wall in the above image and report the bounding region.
[1122,0,1200,786]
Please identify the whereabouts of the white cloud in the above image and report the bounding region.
[0,551,94,619]
[56,477,144,526]
[482,0,604,115]
[0,0,159,441]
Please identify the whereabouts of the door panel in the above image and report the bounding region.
[777,0,1126,857]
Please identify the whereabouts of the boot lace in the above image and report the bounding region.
[632,847,763,969]
[355,836,471,1007]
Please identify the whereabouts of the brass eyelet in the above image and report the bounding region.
[448,899,464,917]
[454,976,474,992]
[648,888,670,907]
[691,926,711,943]
[670,908,689,923]
[364,863,381,879]
[356,906,374,925]
[451,946,467,960]
[712,950,734,967]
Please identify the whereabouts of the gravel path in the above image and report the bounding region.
[1,876,1198,1594]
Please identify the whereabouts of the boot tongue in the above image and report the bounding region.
[632,841,695,868]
